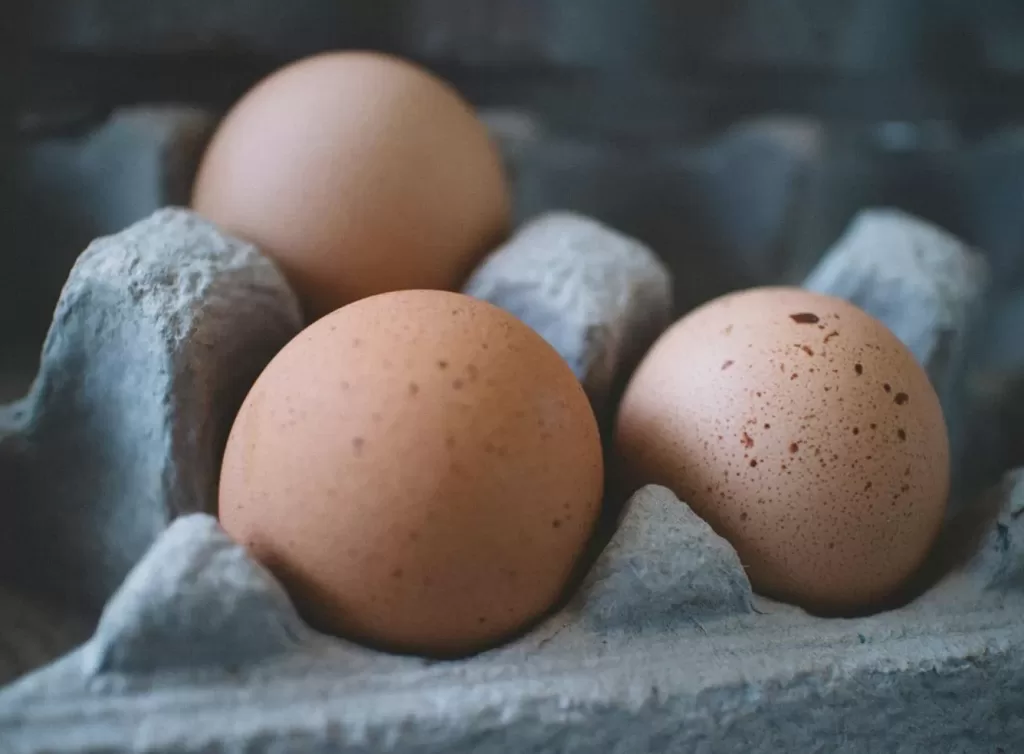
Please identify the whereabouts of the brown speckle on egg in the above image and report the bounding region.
[790,312,820,324]
[616,286,949,615]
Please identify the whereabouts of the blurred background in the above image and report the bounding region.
[5,0,1024,453]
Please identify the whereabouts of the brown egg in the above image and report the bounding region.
[615,286,949,614]
[192,51,510,320]
[219,290,603,657]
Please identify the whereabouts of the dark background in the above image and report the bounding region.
[13,0,1024,125]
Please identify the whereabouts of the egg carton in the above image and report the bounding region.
[1,207,1022,753]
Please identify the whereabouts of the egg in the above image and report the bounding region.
[192,51,510,320]
[615,287,949,614]
[219,290,603,657]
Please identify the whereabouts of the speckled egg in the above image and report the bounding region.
[219,290,603,657]
[615,286,949,614]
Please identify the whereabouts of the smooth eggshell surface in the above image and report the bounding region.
[219,290,603,657]
[192,51,509,320]
[615,287,949,613]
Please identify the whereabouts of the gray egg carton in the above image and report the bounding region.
[1,207,1022,754]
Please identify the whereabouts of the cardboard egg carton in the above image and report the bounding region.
[1,207,1022,753]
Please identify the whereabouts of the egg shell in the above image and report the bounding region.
[192,51,510,319]
[218,290,604,657]
[615,286,949,613]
